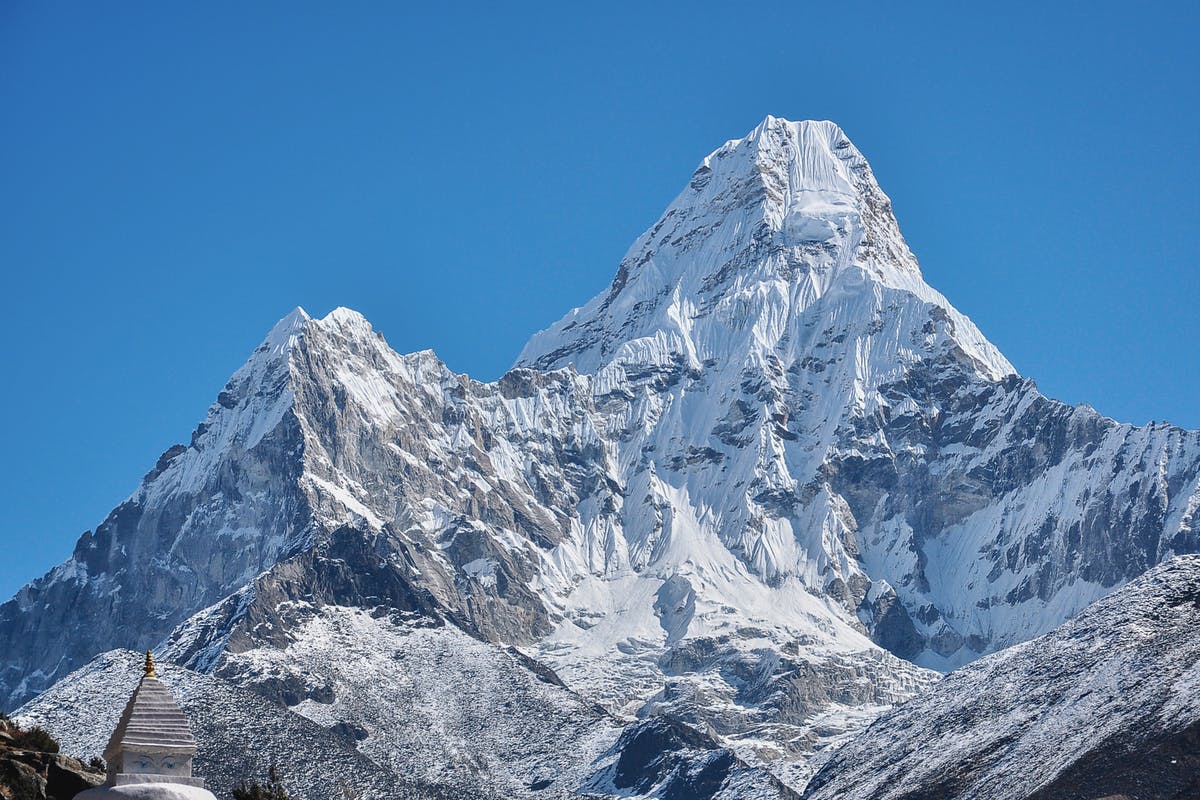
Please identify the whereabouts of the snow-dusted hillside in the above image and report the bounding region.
[179,604,621,796]
[802,554,1200,800]
[4,117,1200,796]
[17,638,794,800]
[14,650,446,800]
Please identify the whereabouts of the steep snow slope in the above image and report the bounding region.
[3,117,1200,795]
[520,118,1010,380]
[802,554,1200,800]
[519,115,1200,670]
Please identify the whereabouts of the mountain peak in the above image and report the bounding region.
[317,306,375,336]
[719,115,846,148]
[704,116,876,250]
[711,116,857,180]
[262,306,311,355]
[517,117,983,375]
[258,307,379,360]
[271,305,311,330]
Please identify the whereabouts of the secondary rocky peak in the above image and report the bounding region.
[255,305,383,358]
[318,306,373,332]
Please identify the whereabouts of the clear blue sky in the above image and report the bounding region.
[1,1,1197,598]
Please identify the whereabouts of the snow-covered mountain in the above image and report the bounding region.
[517,116,1200,672]
[802,554,1200,800]
[3,116,1199,796]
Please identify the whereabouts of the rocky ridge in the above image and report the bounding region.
[802,554,1200,800]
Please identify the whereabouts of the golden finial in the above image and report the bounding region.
[143,650,157,678]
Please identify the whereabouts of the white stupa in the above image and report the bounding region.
[76,652,218,800]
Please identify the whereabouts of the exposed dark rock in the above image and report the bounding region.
[583,716,798,800]
[0,717,102,800]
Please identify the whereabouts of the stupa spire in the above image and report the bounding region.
[143,651,156,678]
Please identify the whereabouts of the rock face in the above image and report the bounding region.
[0,715,104,800]
[802,554,1200,800]
[581,716,801,800]
[0,312,314,705]
[3,117,1200,795]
